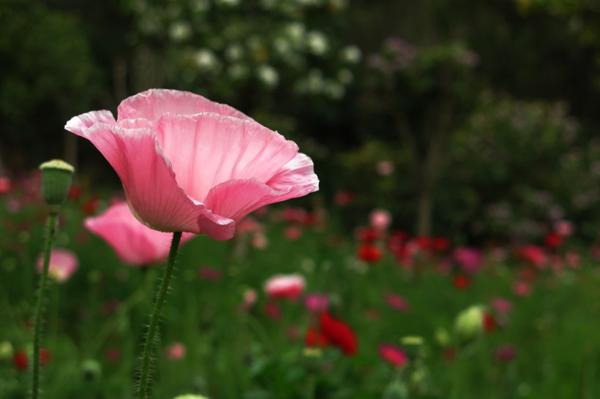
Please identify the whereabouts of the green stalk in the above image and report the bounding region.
[137,232,182,399]
[31,213,58,399]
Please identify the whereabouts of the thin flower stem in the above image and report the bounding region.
[31,213,58,399]
[137,232,182,399]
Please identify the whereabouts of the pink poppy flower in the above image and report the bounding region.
[385,294,410,312]
[491,297,512,316]
[36,249,78,283]
[241,288,257,311]
[198,266,222,281]
[85,202,192,266]
[513,280,531,297]
[165,342,186,360]
[65,89,318,240]
[453,247,482,274]
[284,225,303,240]
[379,344,408,367]
[369,209,391,231]
[376,160,394,176]
[304,293,329,313]
[264,274,305,300]
[251,232,268,249]
[494,344,516,363]
[0,177,11,194]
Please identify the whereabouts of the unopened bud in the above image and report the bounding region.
[454,305,485,341]
[39,159,74,211]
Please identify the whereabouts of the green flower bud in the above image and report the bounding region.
[39,159,74,211]
[81,359,102,381]
[454,305,485,341]
[0,341,14,360]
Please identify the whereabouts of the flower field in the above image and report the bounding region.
[1,173,599,399]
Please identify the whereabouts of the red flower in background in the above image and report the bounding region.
[516,246,547,268]
[358,243,382,263]
[13,350,28,372]
[544,232,562,249]
[319,312,358,356]
[357,227,380,243]
[68,184,82,200]
[305,327,329,348]
[432,237,450,252]
[483,312,497,333]
[453,274,471,290]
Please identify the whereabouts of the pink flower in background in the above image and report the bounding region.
[251,232,268,249]
[198,266,222,281]
[264,301,281,320]
[454,247,482,274]
[241,288,257,311]
[370,209,392,231]
[66,89,318,240]
[376,160,394,176]
[236,217,264,235]
[304,293,329,313]
[264,274,305,300]
[494,344,517,363]
[513,280,531,297]
[385,294,410,312]
[491,297,512,316]
[554,220,574,237]
[284,226,303,240]
[516,245,547,268]
[334,191,355,206]
[0,177,11,194]
[565,251,581,269]
[85,202,191,266]
[37,249,78,283]
[379,344,408,367]
[165,342,186,360]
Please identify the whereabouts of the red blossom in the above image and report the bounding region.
[357,244,382,263]
[305,327,329,348]
[544,232,562,249]
[453,274,471,290]
[483,312,497,333]
[13,350,28,372]
[432,237,451,252]
[319,312,358,356]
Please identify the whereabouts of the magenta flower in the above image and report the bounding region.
[36,249,78,283]
[304,293,329,313]
[379,344,408,367]
[85,202,192,266]
[264,274,305,300]
[491,297,512,316]
[385,294,410,312]
[453,247,483,274]
[66,89,318,240]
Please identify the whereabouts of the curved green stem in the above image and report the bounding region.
[31,213,58,399]
[137,232,182,399]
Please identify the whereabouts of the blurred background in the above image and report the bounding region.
[2,0,600,244]
[3,1,600,398]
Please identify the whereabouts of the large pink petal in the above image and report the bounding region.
[204,155,318,222]
[76,123,235,239]
[85,202,182,265]
[267,153,319,196]
[64,110,116,137]
[117,89,252,122]
[156,113,299,201]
